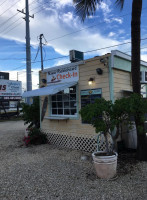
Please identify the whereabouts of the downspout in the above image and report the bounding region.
[109,51,116,143]
[109,51,115,103]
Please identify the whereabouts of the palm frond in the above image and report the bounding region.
[73,0,102,21]
[115,0,125,10]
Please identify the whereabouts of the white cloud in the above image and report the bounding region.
[9,69,40,91]
[141,54,147,62]
[0,0,124,56]
[108,32,116,37]
[112,17,123,24]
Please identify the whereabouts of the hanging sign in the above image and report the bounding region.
[47,65,79,85]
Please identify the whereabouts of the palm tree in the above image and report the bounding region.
[73,0,147,161]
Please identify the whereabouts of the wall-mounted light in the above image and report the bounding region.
[42,79,47,84]
[96,68,103,75]
[88,77,94,85]
[100,57,108,66]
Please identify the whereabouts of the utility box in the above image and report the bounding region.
[70,50,84,62]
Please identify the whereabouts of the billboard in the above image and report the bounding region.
[0,80,22,100]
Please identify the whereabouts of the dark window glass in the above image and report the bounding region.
[57,102,62,108]
[70,101,76,108]
[52,102,57,108]
[58,109,63,115]
[57,95,62,101]
[70,94,76,100]
[51,86,77,116]
[64,109,70,115]
[52,109,57,114]
[64,102,69,108]
[63,94,69,101]
[71,109,76,115]
[52,95,56,101]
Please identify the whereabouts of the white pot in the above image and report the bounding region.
[92,151,118,179]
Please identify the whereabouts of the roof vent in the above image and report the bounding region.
[69,50,84,62]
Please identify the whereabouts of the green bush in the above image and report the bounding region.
[80,94,147,155]
[21,97,40,128]
[28,128,48,145]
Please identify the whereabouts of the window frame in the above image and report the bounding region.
[49,84,79,119]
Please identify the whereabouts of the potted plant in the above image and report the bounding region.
[80,98,131,179]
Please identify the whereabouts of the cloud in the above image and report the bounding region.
[141,54,147,62]
[108,32,116,37]
[0,0,125,57]
[9,68,40,91]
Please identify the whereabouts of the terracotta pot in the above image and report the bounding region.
[92,151,118,179]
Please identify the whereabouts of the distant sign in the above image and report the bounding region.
[47,65,79,85]
[0,80,22,97]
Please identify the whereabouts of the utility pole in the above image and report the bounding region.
[39,34,44,71]
[17,0,34,104]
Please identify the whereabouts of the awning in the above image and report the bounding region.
[22,81,77,98]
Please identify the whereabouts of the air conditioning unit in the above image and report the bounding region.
[69,50,84,62]
[140,71,147,83]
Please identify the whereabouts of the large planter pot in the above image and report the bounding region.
[92,151,118,179]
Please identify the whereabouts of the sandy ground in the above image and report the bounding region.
[0,120,147,200]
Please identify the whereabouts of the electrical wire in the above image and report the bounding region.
[33,45,40,61]
[37,7,147,43]
[0,13,19,29]
[0,21,23,36]
[0,18,21,34]
[0,0,9,7]
[0,0,35,34]
[42,46,46,61]
[0,0,21,17]
[1,37,147,66]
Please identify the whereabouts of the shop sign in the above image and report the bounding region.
[47,65,79,84]
[0,80,22,97]
[81,88,102,96]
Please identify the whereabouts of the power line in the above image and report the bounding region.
[0,0,8,7]
[33,45,40,61]
[0,13,19,29]
[0,21,23,36]
[0,0,35,32]
[0,0,21,17]
[0,18,21,34]
[1,36,147,65]
[44,7,147,43]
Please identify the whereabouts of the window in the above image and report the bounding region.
[51,85,77,116]
[81,88,102,123]
[0,75,4,79]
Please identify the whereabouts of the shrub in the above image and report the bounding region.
[21,97,40,128]
[23,128,48,146]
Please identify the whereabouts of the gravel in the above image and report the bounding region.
[0,121,147,200]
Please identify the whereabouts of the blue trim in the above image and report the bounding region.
[109,56,114,103]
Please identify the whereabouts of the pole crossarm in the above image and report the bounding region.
[17,9,34,18]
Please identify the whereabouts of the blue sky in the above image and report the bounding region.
[0,0,147,90]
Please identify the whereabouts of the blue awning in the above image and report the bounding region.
[22,81,77,98]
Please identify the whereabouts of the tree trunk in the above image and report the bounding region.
[131,0,142,94]
[131,0,147,161]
